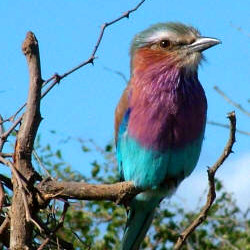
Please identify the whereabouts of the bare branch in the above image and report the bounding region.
[210,112,236,172]
[0,115,23,147]
[0,156,42,230]
[0,115,5,152]
[207,120,250,136]
[0,216,10,248]
[230,22,250,39]
[10,31,43,249]
[0,181,4,211]
[103,66,129,83]
[71,230,91,250]
[0,216,9,235]
[37,179,141,205]
[59,0,146,80]
[174,111,236,249]
[0,0,146,140]
[17,31,43,154]
[0,153,13,158]
[214,86,250,117]
[37,201,69,250]
[33,215,74,250]
[33,149,53,179]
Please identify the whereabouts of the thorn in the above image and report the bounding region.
[227,110,235,118]
[179,234,184,240]
[89,57,95,65]
[123,11,130,18]
[9,116,15,122]
[230,150,234,153]
[54,73,61,84]
[102,23,107,29]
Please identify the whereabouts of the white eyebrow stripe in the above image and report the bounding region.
[146,30,176,43]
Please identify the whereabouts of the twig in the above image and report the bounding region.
[0,182,4,211]
[38,201,69,250]
[0,77,54,127]
[0,158,42,236]
[0,215,10,248]
[214,86,250,117]
[0,115,23,149]
[230,22,250,39]
[0,216,9,235]
[0,115,5,152]
[33,215,73,250]
[0,0,146,142]
[5,76,54,123]
[0,153,13,158]
[103,67,129,83]
[174,111,236,249]
[0,156,43,232]
[33,149,53,179]
[34,0,146,99]
[207,120,250,136]
[71,230,91,250]
[59,0,146,79]
[214,233,239,250]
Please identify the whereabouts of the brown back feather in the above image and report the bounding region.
[114,84,130,144]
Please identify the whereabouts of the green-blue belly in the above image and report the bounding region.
[118,133,204,191]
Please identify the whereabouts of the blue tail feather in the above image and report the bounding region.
[121,196,160,250]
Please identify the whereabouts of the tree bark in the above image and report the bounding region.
[37,179,141,205]
[10,32,42,250]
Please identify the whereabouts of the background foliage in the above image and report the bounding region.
[1,133,245,249]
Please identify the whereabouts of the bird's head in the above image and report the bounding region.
[130,22,221,73]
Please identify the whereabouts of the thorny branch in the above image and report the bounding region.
[0,0,146,151]
[174,111,236,250]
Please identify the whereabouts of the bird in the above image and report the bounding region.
[114,22,220,250]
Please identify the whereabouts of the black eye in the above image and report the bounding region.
[160,40,170,48]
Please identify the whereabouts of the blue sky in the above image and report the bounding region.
[0,1,249,209]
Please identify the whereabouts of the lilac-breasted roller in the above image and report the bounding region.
[115,22,220,250]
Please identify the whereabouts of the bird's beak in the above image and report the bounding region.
[187,37,221,53]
